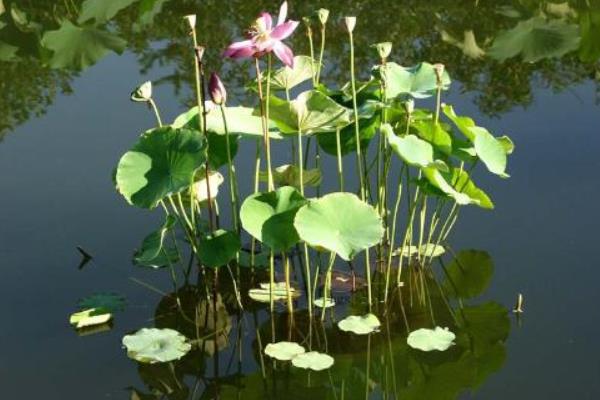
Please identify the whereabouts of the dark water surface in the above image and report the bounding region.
[1,1,600,399]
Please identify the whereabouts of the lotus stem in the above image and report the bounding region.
[297,125,313,318]
[305,19,317,86]
[219,104,240,234]
[321,252,336,321]
[335,128,344,191]
[384,163,406,301]
[284,254,294,314]
[316,23,327,84]
[148,98,163,127]
[348,28,366,202]
[254,58,274,191]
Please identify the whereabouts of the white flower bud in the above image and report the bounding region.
[344,16,356,33]
[184,14,196,30]
[317,9,330,25]
[130,81,152,102]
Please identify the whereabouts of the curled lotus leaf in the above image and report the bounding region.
[264,341,306,361]
[407,327,456,351]
[69,308,112,329]
[338,313,381,335]
[122,328,191,364]
[291,351,335,371]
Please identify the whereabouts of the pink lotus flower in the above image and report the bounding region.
[223,1,299,68]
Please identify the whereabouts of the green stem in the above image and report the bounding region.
[219,105,240,233]
[316,25,326,85]
[254,58,274,191]
[321,252,336,321]
[348,30,366,201]
[335,128,344,191]
[384,164,406,301]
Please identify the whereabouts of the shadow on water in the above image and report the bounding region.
[118,248,510,400]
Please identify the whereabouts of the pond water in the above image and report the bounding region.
[1,1,600,399]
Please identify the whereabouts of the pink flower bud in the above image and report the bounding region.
[209,73,227,105]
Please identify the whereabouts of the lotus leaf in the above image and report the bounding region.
[78,293,126,313]
[291,351,334,371]
[407,327,456,351]
[122,328,191,364]
[372,62,451,99]
[69,308,112,329]
[264,341,305,361]
[338,313,381,335]
[133,216,179,268]
[443,250,494,299]
[259,164,322,188]
[198,229,241,268]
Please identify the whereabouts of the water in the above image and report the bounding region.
[1,1,599,398]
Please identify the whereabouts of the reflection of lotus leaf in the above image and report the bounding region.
[291,351,334,371]
[264,341,305,361]
[338,313,381,335]
[78,292,126,313]
[122,328,191,364]
[407,327,456,351]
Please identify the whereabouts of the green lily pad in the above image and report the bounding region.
[267,90,351,135]
[443,250,494,299]
[337,313,381,335]
[271,55,317,91]
[69,308,112,329]
[291,351,335,371]
[198,229,241,268]
[314,297,335,308]
[122,328,191,364]
[294,193,384,261]
[407,327,456,351]
[489,16,580,63]
[41,21,126,70]
[259,164,322,189]
[372,62,451,99]
[442,105,510,178]
[240,186,307,252]
[133,216,179,268]
[78,0,139,24]
[264,341,305,361]
[78,293,126,313]
[115,127,206,209]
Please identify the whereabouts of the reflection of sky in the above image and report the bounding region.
[0,45,599,398]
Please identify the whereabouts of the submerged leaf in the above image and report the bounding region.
[264,341,305,361]
[41,21,126,70]
[338,313,381,335]
[489,16,580,62]
[122,328,191,364]
[407,327,456,351]
[443,250,494,299]
[294,193,384,261]
[78,293,126,313]
[291,351,334,371]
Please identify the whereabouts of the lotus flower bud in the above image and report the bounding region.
[130,81,152,102]
[194,46,205,63]
[209,73,227,105]
[184,15,196,30]
[433,63,445,83]
[373,42,392,60]
[344,16,356,33]
[317,8,330,25]
[405,99,415,115]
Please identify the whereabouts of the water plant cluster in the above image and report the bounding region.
[107,1,514,376]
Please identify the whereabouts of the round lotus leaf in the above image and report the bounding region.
[314,297,335,308]
[264,341,305,361]
[69,308,112,329]
[291,351,334,371]
[294,193,384,261]
[198,229,241,268]
[337,313,381,335]
[407,327,456,351]
[240,186,307,252]
[122,328,191,364]
[115,127,206,209]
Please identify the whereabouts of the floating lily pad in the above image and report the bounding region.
[115,127,206,209]
[264,341,305,361]
[314,297,335,308]
[69,308,112,329]
[198,229,241,268]
[294,192,384,261]
[267,90,351,134]
[291,351,335,371]
[248,283,298,303]
[407,327,456,351]
[338,313,381,335]
[78,293,126,313]
[122,328,191,364]
[240,186,307,252]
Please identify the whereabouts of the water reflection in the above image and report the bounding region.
[1,0,599,138]
[124,248,510,400]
